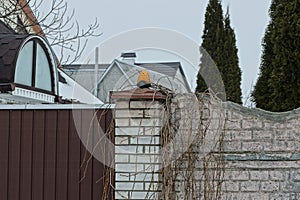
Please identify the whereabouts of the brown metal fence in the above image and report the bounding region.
[0,108,114,200]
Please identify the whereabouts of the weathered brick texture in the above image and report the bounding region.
[114,99,164,200]
[114,92,300,199]
[172,94,300,199]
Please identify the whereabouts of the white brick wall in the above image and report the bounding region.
[171,94,300,199]
[114,99,164,199]
[113,93,300,199]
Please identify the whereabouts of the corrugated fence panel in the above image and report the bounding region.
[80,109,95,200]
[0,110,9,200]
[32,110,45,200]
[0,109,114,200]
[44,110,57,200]
[56,110,69,200]
[68,110,81,200]
[93,110,107,200]
[8,111,21,200]
[19,110,33,200]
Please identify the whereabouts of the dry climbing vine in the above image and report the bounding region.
[80,88,226,200]
[159,89,226,200]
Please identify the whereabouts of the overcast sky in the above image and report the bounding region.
[62,0,272,103]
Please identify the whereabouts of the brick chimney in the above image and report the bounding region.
[120,52,136,65]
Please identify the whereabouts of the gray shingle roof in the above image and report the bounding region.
[62,64,110,71]
[0,21,28,84]
[61,64,110,92]
[62,59,191,100]
[63,62,181,78]
[0,20,15,34]
[135,62,181,78]
[0,34,27,83]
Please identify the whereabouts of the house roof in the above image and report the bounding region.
[62,61,185,85]
[0,20,16,34]
[0,0,44,35]
[63,62,182,78]
[0,20,31,84]
[95,59,191,102]
[0,34,28,83]
[62,64,110,71]
[0,31,103,104]
[118,60,191,92]
[0,4,104,105]
[61,57,191,103]
[58,69,103,104]
[19,0,45,35]
[135,62,181,78]
[62,64,110,92]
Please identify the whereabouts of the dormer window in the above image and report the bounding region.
[15,39,54,93]
[0,33,58,103]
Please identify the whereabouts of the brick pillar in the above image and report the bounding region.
[111,88,166,199]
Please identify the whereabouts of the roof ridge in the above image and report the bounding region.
[135,61,181,64]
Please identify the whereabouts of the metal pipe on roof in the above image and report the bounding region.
[94,47,99,97]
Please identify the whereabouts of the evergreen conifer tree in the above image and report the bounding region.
[223,8,242,104]
[196,0,242,104]
[252,0,300,111]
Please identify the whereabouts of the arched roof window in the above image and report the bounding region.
[15,38,55,93]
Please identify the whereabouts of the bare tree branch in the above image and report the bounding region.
[0,0,102,64]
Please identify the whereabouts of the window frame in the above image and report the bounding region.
[14,38,56,95]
